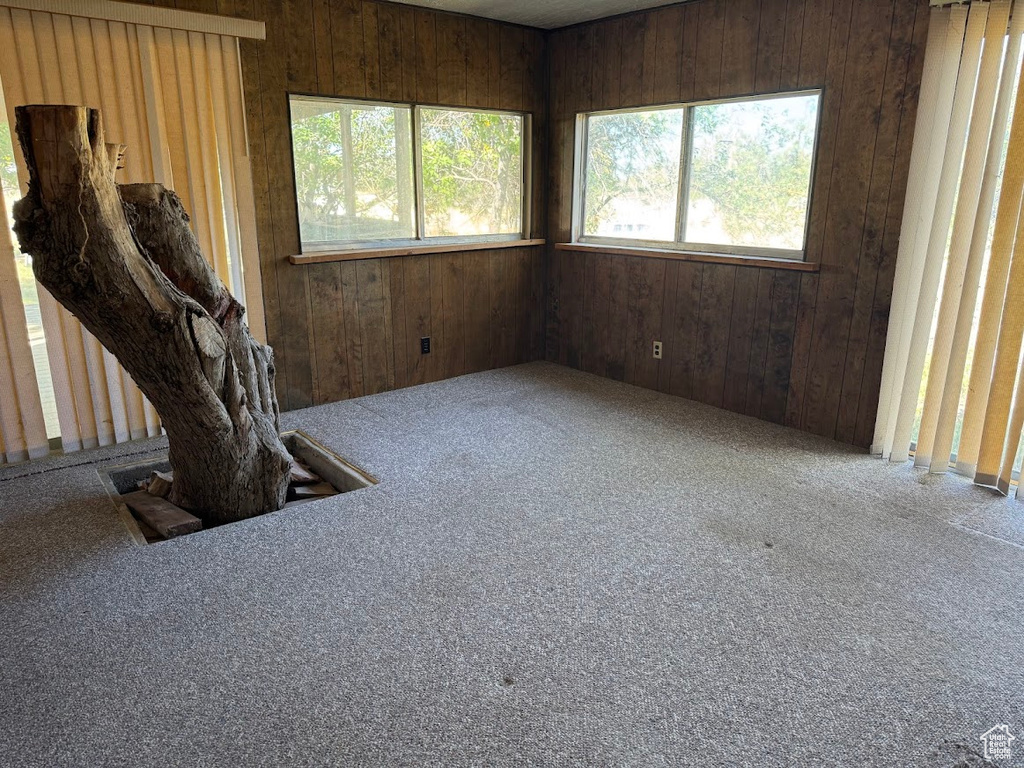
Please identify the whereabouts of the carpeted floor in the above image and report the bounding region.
[1,362,1022,767]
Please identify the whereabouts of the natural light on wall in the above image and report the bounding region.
[874,0,1024,498]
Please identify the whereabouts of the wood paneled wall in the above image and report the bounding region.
[546,0,929,447]
[148,0,548,410]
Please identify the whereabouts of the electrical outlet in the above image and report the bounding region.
[420,337,431,354]
[652,340,663,359]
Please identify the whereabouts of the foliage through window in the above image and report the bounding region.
[290,97,526,249]
[576,91,820,258]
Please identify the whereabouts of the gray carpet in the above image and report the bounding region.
[1,362,1022,767]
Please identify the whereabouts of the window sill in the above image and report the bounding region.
[290,238,546,265]
[553,243,820,272]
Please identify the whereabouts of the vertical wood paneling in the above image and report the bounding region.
[693,0,726,100]
[197,0,547,409]
[377,3,403,101]
[414,9,437,103]
[619,14,645,107]
[361,2,381,98]
[722,0,759,96]
[723,268,759,412]
[652,5,684,104]
[331,0,364,98]
[546,0,929,448]
[436,14,466,105]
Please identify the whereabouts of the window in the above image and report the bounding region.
[290,96,527,250]
[575,91,821,259]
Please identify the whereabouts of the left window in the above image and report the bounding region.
[289,96,527,251]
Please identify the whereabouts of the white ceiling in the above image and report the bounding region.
[388,0,684,30]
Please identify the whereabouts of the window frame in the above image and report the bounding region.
[288,94,532,253]
[571,89,824,261]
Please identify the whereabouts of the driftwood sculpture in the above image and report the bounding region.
[13,105,291,523]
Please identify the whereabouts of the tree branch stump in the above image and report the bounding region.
[13,105,290,523]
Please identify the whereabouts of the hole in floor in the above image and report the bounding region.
[99,430,376,544]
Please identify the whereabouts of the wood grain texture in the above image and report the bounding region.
[165,0,550,410]
[547,0,929,447]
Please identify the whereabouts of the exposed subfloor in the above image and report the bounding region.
[1,362,1022,767]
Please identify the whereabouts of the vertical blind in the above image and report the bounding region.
[875,0,1024,497]
[0,4,265,457]
[0,177,47,463]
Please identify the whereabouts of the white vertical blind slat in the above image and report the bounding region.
[916,0,1011,471]
[940,7,1024,477]
[873,6,969,460]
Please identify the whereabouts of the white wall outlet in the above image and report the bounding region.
[652,340,663,359]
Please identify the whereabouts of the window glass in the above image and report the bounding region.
[420,108,523,238]
[290,98,415,246]
[583,108,684,241]
[683,93,818,251]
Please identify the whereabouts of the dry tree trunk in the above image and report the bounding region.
[12,104,290,524]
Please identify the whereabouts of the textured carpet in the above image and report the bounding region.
[1,362,1022,767]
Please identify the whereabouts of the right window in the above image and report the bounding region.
[576,90,821,259]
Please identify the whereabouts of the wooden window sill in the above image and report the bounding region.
[553,243,820,272]
[290,238,546,265]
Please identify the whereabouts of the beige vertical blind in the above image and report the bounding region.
[0,3,265,455]
[875,0,1024,498]
[0,179,47,464]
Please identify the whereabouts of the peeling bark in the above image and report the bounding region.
[12,105,289,523]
